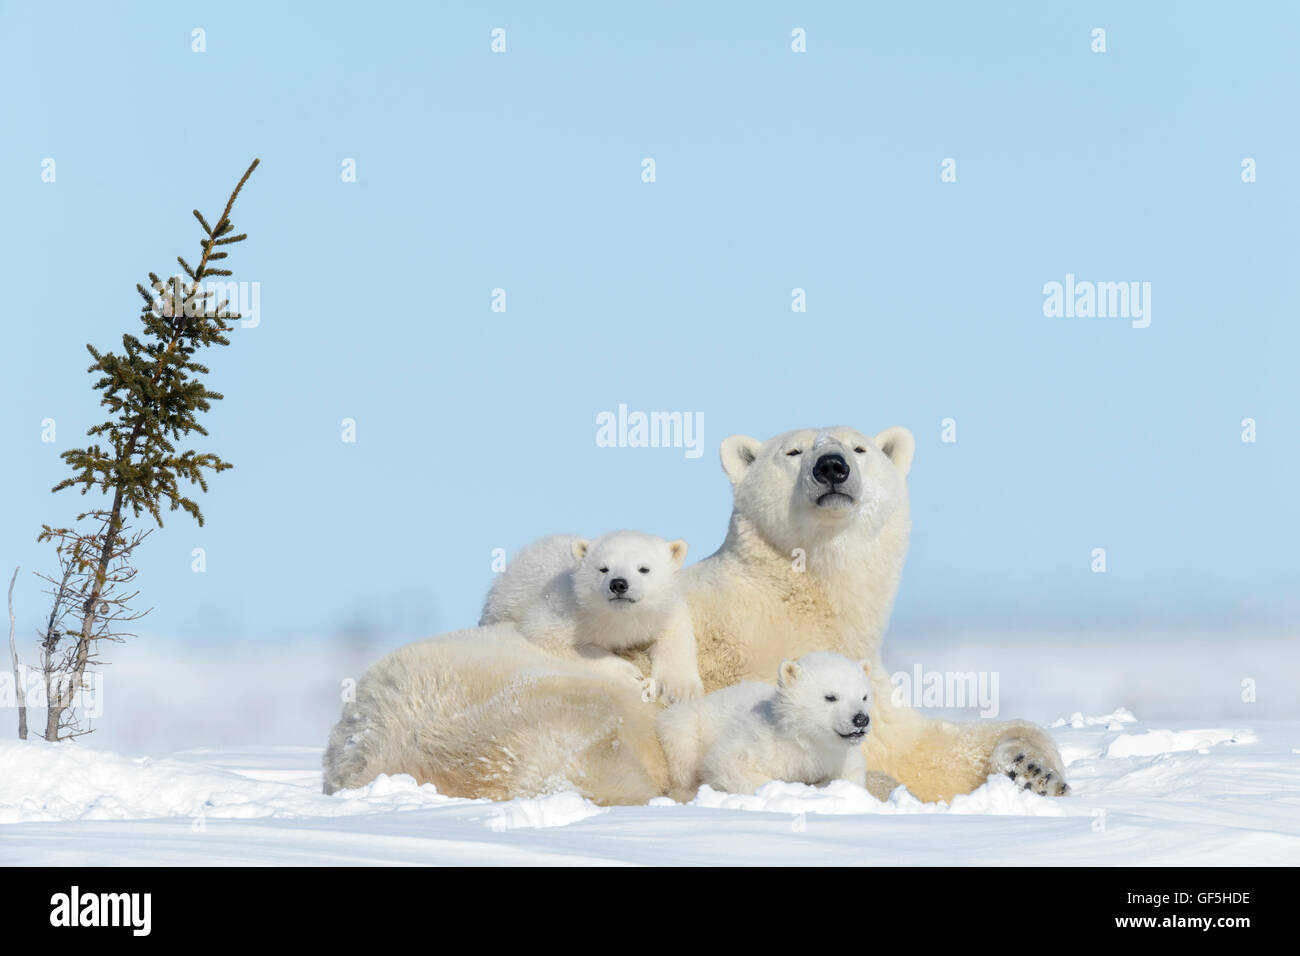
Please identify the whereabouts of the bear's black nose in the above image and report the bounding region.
[852,712,870,728]
[812,453,850,485]
[609,577,629,595]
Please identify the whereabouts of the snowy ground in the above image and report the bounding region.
[2,629,1297,865]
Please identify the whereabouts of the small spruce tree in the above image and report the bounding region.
[36,159,259,740]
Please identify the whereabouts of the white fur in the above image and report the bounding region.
[671,425,1066,801]
[481,530,702,703]
[321,625,667,803]
[657,652,873,796]
[324,424,1068,804]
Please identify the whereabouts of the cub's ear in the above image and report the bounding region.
[778,659,801,687]
[668,539,688,568]
[720,434,761,485]
[571,539,591,562]
[858,659,872,677]
[875,426,914,478]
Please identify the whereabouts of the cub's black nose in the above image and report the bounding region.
[609,577,629,595]
[812,453,850,485]
[852,712,870,728]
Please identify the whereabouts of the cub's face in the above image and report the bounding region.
[775,652,874,745]
[570,531,688,613]
[719,425,914,553]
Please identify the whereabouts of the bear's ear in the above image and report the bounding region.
[720,434,761,485]
[668,539,688,568]
[875,426,914,478]
[571,539,591,563]
[778,659,801,687]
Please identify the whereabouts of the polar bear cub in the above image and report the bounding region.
[481,530,704,703]
[657,651,875,796]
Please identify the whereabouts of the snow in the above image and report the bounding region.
[2,628,1297,865]
[1052,707,1138,730]
[1104,728,1256,758]
[2,717,1298,865]
[484,792,609,831]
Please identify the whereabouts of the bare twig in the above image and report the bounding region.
[7,567,25,739]
[37,515,150,740]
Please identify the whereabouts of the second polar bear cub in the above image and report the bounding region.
[657,651,874,796]
[480,530,703,703]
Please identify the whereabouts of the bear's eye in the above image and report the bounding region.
[786,449,802,457]
[862,694,869,701]
[824,694,838,702]
[598,567,609,574]
[638,566,650,574]
[853,446,867,454]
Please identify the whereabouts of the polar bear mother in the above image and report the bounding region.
[323,425,1068,803]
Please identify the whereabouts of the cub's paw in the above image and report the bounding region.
[651,670,705,705]
[993,737,1070,796]
[588,654,646,691]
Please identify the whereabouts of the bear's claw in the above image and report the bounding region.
[639,678,659,703]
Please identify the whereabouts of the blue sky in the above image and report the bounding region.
[2,1,1296,652]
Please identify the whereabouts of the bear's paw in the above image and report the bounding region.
[642,670,704,705]
[993,737,1070,796]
